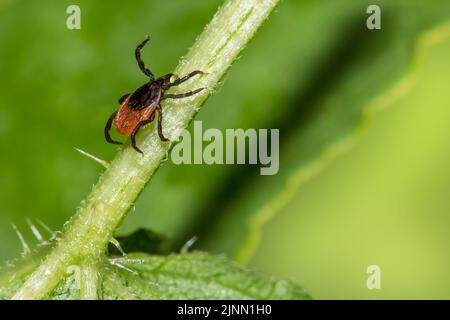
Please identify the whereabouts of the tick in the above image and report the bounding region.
[104,36,205,154]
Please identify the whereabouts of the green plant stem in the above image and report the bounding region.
[79,258,100,300]
[12,0,280,300]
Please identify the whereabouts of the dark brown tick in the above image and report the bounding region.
[104,35,205,154]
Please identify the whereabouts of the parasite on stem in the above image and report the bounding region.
[104,36,206,154]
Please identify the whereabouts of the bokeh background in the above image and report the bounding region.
[1,0,450,299]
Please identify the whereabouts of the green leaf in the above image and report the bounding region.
[102,252,311,300]
[0,251,310,300]
[0,246,50,300]
[192,0,450,261]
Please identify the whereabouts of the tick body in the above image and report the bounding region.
[104,36,205,154]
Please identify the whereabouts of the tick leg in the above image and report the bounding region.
[131,126,144,154]
[162,87,206,100]
[130,114,156,154]
[162,71,204,89]
[104,111,123,145]
[158,73,175,85]
[156,104,169,142]
[135,36,154,80]
[118,94,129,104]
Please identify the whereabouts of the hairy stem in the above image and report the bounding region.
[12,0,280,300]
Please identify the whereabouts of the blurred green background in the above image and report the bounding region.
[1,0,450,299]
[250,37,450,299]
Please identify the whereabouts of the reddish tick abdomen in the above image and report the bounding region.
[114,96,156,136]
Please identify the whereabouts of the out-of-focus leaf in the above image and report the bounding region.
[0,251,310,300]
[194,1,450,260]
